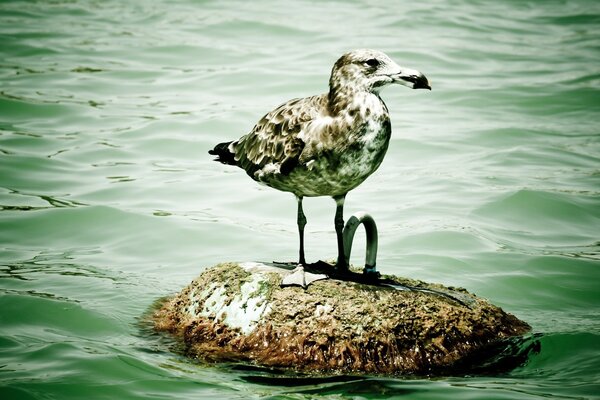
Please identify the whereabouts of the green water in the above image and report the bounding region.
[1,0,599,398]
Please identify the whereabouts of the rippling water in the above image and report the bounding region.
[1,0,599,398]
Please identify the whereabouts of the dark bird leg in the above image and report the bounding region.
[281,195,328,288]
[333,194,348,271]
[296,195,307,265]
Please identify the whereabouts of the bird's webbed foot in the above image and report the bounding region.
[280,265,328,289]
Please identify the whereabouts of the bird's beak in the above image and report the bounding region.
[390,67,431,90]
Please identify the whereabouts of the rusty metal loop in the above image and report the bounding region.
[342,212,378,275]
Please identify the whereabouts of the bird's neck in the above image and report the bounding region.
[327,86,386,119]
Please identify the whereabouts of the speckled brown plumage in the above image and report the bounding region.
[209,49,430,268]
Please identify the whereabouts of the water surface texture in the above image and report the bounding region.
[1,0,599,399]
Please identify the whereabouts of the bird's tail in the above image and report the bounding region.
[208,141,237,165]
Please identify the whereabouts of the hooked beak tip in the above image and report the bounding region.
[413,75,431,90]
[393,71,431,90]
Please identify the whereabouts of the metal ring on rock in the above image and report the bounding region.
[342,212,378,275]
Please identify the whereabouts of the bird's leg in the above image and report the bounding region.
[296,195,307,265]
[333,194,347,272]
[280,195,311,288]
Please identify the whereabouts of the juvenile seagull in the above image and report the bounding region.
[209,49,430,277]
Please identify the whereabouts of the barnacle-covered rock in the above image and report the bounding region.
[153,262,530,375]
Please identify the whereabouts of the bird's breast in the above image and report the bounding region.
[266,116,390,197]
[335,114,391,180]
[255,94,392,197]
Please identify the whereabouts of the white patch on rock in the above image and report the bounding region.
[239,261,285,275]
[189,273,272,335]
[315,303,333,318]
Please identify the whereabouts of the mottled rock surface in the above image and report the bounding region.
[153,262,530,375]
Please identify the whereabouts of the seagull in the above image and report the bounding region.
[209,49,430,282]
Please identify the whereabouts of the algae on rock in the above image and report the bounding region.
[154,262,530,375]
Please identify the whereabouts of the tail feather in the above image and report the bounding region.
[208,141,237,165]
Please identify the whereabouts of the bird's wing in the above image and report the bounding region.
[232,94,329,178]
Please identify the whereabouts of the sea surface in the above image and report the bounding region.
[1,0,599,399]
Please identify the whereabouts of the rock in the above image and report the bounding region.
[153,262,531,375]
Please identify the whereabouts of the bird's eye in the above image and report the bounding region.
[365,59,380,67]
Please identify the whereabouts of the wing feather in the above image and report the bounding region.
[232,94,328,179]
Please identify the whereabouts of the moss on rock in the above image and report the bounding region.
[154,262,530,375]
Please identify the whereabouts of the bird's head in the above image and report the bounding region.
[329,49,431,94]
